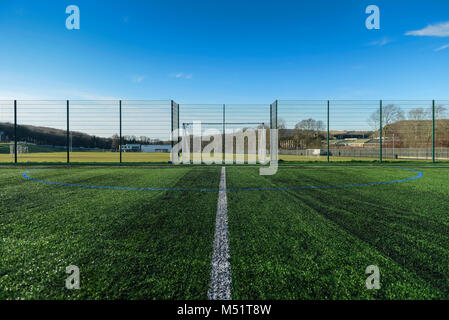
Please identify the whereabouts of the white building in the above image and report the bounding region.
[141,145,172,153]
[121,144,141,152]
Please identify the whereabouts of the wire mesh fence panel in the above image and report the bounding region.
[382,100,433,161]
[171,101,179,149]
[0,101,15,163]
[277,100,328,161]
[69,101,119,163]
[179,104,224,162]
[179,104,224,127]
[178,104,270,163]
[225,104,270,162]
[435,100,449,161]
[121,100,172,163]
[329,101,379,161]
[2,99,447,164]
[15,101,67,163]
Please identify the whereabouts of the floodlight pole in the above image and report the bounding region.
[432,99,435,163]
[379,100,383,164]
[66,100,70,164]
[14,100,17,164]
[120,100,122,163]
[327,100,330,163]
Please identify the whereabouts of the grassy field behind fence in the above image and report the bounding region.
[0,151,440,163]
[1,142,448,163]
[1,165,449,299]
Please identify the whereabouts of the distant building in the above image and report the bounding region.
[305,149,326,156]
[121,144,172,152]
[332,131,371,139]
[121,144,141,152]
[141,145,172,153]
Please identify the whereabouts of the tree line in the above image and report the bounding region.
[0,122,169,150]
[276,104,449,149]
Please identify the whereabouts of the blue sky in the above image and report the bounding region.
[1,0,449,103]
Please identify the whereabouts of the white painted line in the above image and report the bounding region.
[208,166,232,300]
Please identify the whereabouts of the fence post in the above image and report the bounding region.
[170,100,174,161]
[119,100,122,163]
[14,100,17,164]
[223,103,225,162]
[379,100,383,163]
[66,100,70,164]
[432,99,435,163]
[327,100,330,163]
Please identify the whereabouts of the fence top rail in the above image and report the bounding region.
[0,99,171,103]
[182,122,265,125]
[279,99,442,103]
[1,99,449,104]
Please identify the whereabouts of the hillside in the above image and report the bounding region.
[385,119,449,147]
[0,122,113,150]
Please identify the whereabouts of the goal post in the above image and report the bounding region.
[170,100,179,161]
[10,144,28,159]
[270,100,278,164]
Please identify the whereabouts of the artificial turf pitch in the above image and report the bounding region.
[0,165,448,299]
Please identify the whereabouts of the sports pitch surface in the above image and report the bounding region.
[0,150,418,163]
[1,165,449,299]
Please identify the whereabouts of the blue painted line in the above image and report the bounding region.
[22,167,423,192]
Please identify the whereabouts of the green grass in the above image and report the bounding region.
[2,148,447,164]
[0,151,171,163]
[226,166,449,299]
[0,166,219,299]
[1,164,449,299]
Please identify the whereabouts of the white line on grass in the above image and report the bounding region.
[208,166,232,300]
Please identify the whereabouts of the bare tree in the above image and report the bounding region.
[435,105,448,119]
[368,104,404,136]
[111,134,120,151]
[408,108,427,121]
[277,118,286,130]
[295,118,325,132]
[139,136,150,144]
[316,120,325,132]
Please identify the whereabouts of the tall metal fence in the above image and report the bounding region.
[0,100,448,163]
[277,100,449,162]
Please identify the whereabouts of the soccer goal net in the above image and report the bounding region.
[10,144,29,159]
[175,122,270,164]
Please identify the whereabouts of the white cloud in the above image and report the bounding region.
[131,75,145,83]
[170,72,193,80]
[434,44,449,52]
[368,37,392,46]
[405,21,449,37]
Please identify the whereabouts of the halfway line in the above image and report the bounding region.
[208,166,232,300]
